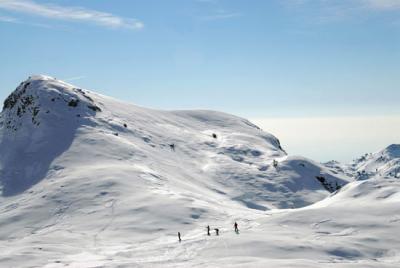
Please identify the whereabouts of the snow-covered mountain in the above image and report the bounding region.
[0,75,398,267]
[0,75,348,205]
[325,145,400,181]
[349,144,400,180]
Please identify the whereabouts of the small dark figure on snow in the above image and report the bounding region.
[273,159,278,169]
[170,143,175,151]
[207,225,211,236]
[234,222,239,233]
[214,228,219,236]
[212,133,217,139]
[178,232,181,242]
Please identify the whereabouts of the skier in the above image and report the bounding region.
[178,232,181,242]
[214,228,219,236]
[273,159,278,169]
[207,225,210,236]
[170,143,175,151]
[234,222,239,233]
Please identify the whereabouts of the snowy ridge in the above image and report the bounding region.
[0,75,348,205]
[0,76,398,267]
[348,144,400,180]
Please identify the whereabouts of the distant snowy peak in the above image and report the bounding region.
[381,144,400,159]
[1,75,101,132]
[351,144,400,180]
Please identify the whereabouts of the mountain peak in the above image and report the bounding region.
[382,144,400,158]
[1,75,101,132]
[347,143,400,180]
[27,74,57,82]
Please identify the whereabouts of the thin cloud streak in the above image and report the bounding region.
[0,0,144,30]
[0,14,19,23]
[0,13,55,28]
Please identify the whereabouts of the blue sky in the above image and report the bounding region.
[0,0,399,161]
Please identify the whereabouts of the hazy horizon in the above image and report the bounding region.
[252,115,400,163]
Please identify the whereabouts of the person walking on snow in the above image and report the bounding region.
[214,228,219,236]
[178,232,181,242]
[273,159,278,169]
[207,225,210,236]
[234,222,239,233]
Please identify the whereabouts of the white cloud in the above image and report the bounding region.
[0,13,55,28]
[0,0,144,30]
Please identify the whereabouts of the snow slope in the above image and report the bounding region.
[0,75,398,267]
[193,177,400,268]
[0,75,348,206]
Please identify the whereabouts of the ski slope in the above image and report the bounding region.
[0,75,398,267]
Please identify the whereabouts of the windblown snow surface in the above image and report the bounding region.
[0,75,399,267]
